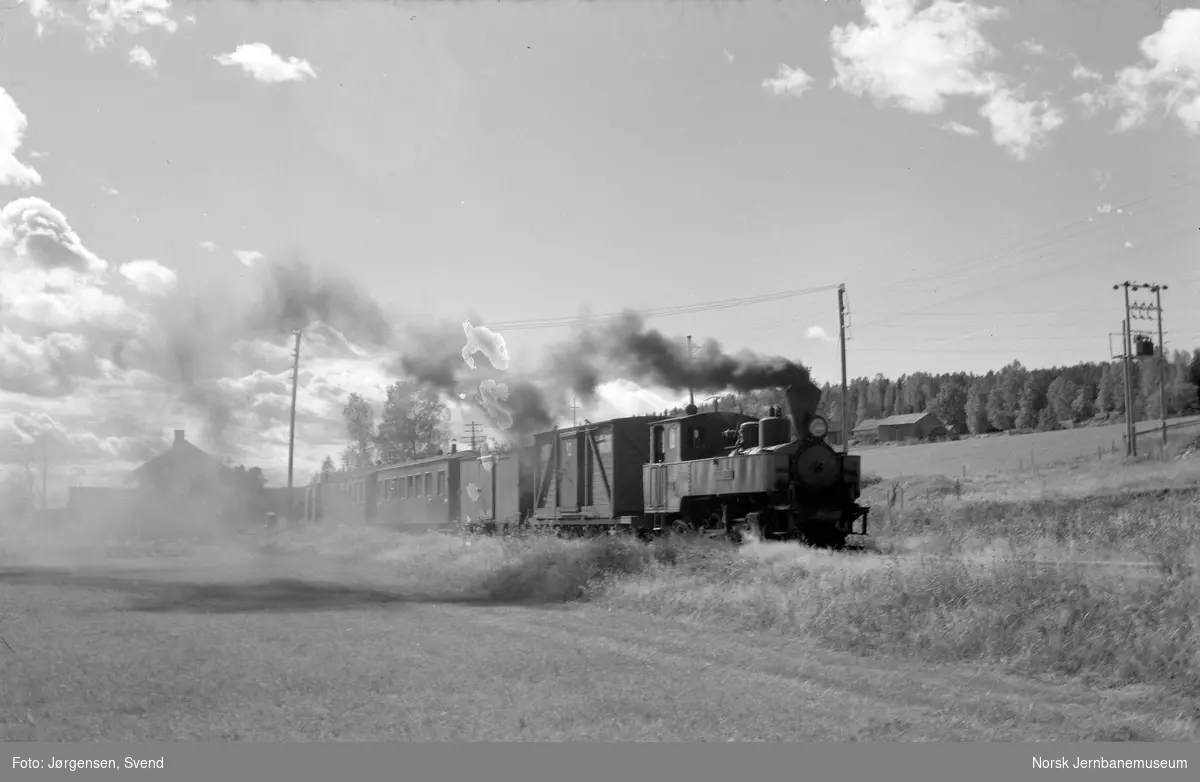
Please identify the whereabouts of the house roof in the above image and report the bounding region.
[127,436,232,484]
[852,419,880,431]
[878,412,943,427]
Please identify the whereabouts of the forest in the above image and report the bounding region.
[317,350,1200,482]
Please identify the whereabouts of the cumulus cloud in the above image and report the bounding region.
[1,193,399,489]
[1072,63,1103,83]
[118,259,177,296]
[828,0,1064,160]
[86,0,179,49]
[101,184,120,196]
[198,240,218,252]
[977,87,1064,161]
[939,120,979,136]
[128,45,157,72]
[233,249,264,266]
[1080,9,1200,135]
[762,64,815,98]
[0,87,43,189]
[214,43,317,84]
[805,325,836,342]
[27,0,71,38]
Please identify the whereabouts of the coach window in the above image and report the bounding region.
[425,472,432,498]
[691,427,704,450]
[415,474,423,498]
[667,426,677,451]
[437,470,445,497]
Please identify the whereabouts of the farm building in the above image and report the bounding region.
[67,429,243,528]
[876,412,948,443]
[851,418,881,441]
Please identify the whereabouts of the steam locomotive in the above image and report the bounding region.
[305,384,869,549]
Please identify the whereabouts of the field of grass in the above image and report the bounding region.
[1,455,1198,741]
[857,415,1200,479]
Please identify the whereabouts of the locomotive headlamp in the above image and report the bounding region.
[808,416,828,438]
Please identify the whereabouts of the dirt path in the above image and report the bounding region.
[0,562,1193,741]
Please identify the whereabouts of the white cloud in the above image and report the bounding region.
[723,49,735,64]
[939,120,979,136]
[0,87,43,189]
[1020,39,1047,57]
[977,87,1064,161]
[1096,203,1113,214]
[101,184,120,196]
[128,45,157,72]
[1124,240,1134,248]
[118,259,177,296]
[828,0,1064,160]
[762,64,815,98]
[1098,9,1200,135]
[0,197,399,491]
[28,151,48,160]
[1072,63,1103,82]
[805,325,836,342]
[232,249,264,266]
[86,0,179,49]
[184,15,196,25]
[198,240,218,252]
[27,0,71,38]
[214,43,317,84]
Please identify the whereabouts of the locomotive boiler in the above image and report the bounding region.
[640,383,869,548]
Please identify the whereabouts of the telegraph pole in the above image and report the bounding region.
[838,284,850,455]
[570,398,580,427]
[41,436,48,510]
[1155,285,1168,447]
[1114,283,1136,456]
[1129,283,1170,446]
[463,421,482,450]
[686,335,695,412]
[287,329,302,497]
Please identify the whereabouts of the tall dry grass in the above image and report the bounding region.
[253,493,1199,692]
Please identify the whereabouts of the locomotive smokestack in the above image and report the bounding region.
[784,384,821,439]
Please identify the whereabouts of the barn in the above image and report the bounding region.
[123,429,238,521]
[876,412,948,443]
[851,418,881,442]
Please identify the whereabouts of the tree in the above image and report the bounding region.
[964,381,990,435]
[1045,376,1077,423]
[374,380,450,462]
[928,378,968,434]
[1014,384,1042,430]
[1071,383,1096,421]
[320,455,336,481]
[342,393,377,468]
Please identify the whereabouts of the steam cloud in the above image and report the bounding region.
[393,310,816,439]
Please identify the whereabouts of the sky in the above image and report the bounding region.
[1,0,1198,501]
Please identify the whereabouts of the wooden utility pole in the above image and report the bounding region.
[1130,283,1170,446]
[838,284,850,454]
[570,398,580,427]
[287,329,302,497]
[463,421,483,450]
[41,436,48,510]
[686,335,695,411]
[1114,283,1136,457]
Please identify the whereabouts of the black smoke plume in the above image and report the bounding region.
[553,311,818,402]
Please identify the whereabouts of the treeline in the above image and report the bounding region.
[314,350,1200,481]
[310,380,452,484]
[813,351,1200,435]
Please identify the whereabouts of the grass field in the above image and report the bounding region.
[1,455,1198,742]
[856,415,1200,480]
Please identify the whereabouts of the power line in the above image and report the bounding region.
[485,284,839,331]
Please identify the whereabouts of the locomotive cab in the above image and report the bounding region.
[649,411,757,463]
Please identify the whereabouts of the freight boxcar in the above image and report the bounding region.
[456,445,536,533]
[531,415,671,530]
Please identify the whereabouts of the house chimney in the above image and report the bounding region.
[174,429,185,445]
